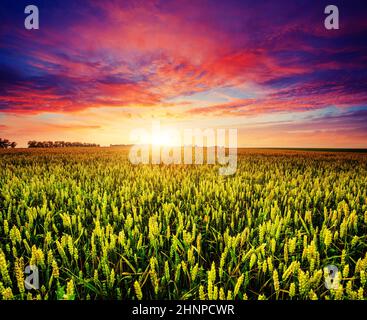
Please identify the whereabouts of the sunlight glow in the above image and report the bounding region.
[151,131,175,147]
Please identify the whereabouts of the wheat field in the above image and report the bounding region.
[0,148,366,300]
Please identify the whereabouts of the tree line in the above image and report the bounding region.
[28,141,100,148]
[0,138,17,149]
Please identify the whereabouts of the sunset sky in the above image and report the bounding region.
[1,0,367,147]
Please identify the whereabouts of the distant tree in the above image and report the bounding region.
[27,140,99,148]
[0,138,17,149]
[0,138,9,148]
[54,141,63,147]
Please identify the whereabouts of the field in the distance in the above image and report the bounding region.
[0,147,367,300]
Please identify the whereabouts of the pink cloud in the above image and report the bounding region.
[1,0,366,149]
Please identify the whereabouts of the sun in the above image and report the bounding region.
[130,122,182,147]
[151,132,175,147]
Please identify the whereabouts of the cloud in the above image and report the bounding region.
[0,0,367,147]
